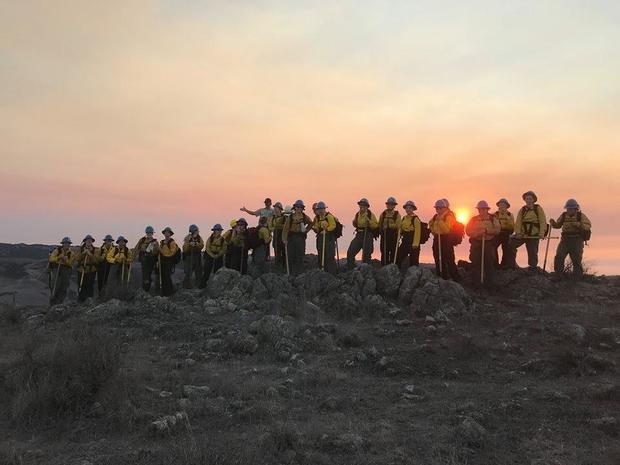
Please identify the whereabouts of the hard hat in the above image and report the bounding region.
[145,225,155,234]
[522,191,538,202]
[403,200,417,210]
[386,197,398,205]
[212,223,223,231]
[284,205,293,214]
[357,198,370,207]
[82,234,95,243]
[564,198,579,209]
[442,198,450,208]
[293,200,305,208]
[316,201,327,209]
[230,219,237,228]
[116,236,127,243]
[189,224,199,233]
[237,218,248,226]
[274,202,283,209]
[103,235,114,242]
[161,227,174,236]
[476,200,490,210]
[60,237,72,245]
[434,199,447,208]
[496,198,511,208]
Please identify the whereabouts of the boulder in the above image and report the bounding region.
[206,268,242,298]
[375,264,402,299]
[457,417,487,447]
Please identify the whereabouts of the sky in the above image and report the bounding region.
[1,0,619,273]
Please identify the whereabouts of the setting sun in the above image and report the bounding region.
[455,208,470,224]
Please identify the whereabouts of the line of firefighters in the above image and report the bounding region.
[47,191,591,305]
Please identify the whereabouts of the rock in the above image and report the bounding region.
[303,301,322,322]
[425,325,437,335]
[296,270,340,300]
[358,264,377,298]
[149,411,190,435]
[182,385,210,398]
[395,319,413,326]
[589,416,618,436]
[330,292,360,319]
[88,299,122,314]
[250,278,269,301]
[398,266,424,304]
[229,334,259,354]
[206,268,242,298]
[324,433,365,452]
[366,346,380,359]
[362,294,389,317]
[556,323,587,344]
[377,356,391,369]
[457,418,487,447]
[252,315,295,342]
[159,391,173,398]
[375,264,402,299]
[355,351,368,362]
[339,332,363,348]
[258,273,293,299]
[184,358,196,367]
[587,383,620,401]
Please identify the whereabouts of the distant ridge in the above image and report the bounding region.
[0,243,52,260]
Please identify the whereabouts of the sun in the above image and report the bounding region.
[455,208,470,224]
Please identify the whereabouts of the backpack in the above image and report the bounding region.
[519,205,549,237]
[559,212,591,241]
[332,214,344,238]
[244,227,264,250]
[419,222,431,244]
[450,219,465,246]
[172,246,182,265]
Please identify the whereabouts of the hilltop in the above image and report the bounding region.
[0,247,618,465]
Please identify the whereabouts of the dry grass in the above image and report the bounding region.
[2,326,121,426]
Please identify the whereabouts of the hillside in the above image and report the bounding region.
[0,258,618,465]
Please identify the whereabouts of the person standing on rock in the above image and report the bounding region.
[550,199,592,279]
[159,227,179,296]
[492,199,514,269]
[134,226,160,292]
[268,202,287,271]
[312,201,337,273]
[182,224,204,288]
[240,197,274,220]
[75,235,98,302]
[199,224,227,288]
[396,200,422,270]
[97,234,115,294]
[106,236,133,289]
[224,218,249,274]
[429,199,460,281]
[252,216,272,276]
[466,201,501,287]
[347,198,378,268]
[508,191,547,272]
[282,200,313,275]
[378,197,402,266]
[48,237,76,305]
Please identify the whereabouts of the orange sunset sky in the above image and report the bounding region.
[1,1,619,273]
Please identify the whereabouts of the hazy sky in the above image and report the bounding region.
[2,1,619,272]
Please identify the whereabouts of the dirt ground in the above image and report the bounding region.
[0,260,618,465]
